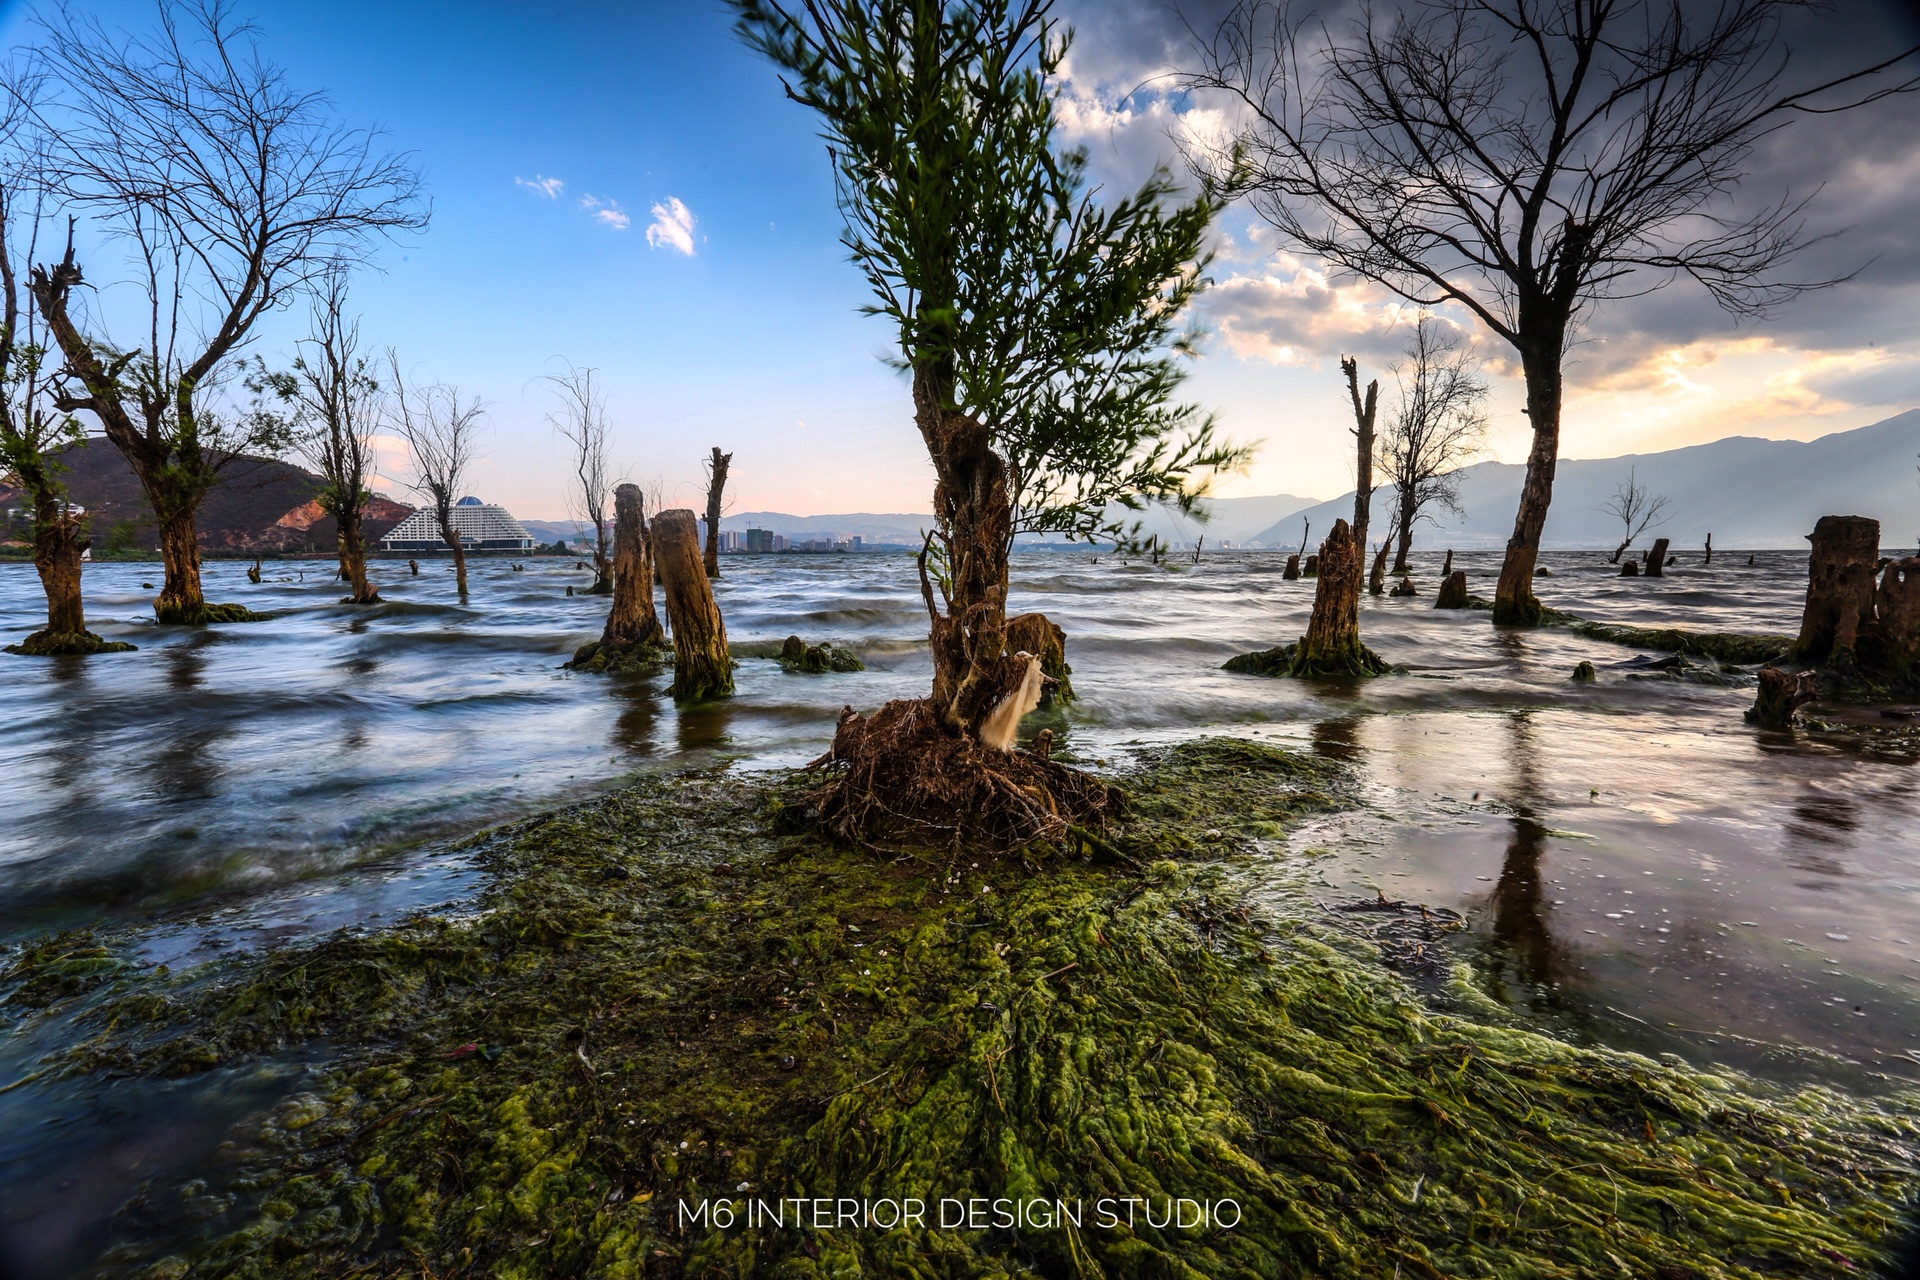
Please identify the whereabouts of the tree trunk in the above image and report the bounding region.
[154,502,208,624]
[1302,554,1319,578]
[1875,557,1920,674]
[1620,559,1640,576]
[589,522,613,595]
[1289,518,1385,676]
[1747,665,1819,727]
[1369,540,1389,595]
[1610,538,1630,564]
[1644,537,1670,577]
[1344,357,1377,563]
[1435,570,1469,609]
[1704,533,1712,565]
[604,483,665,649]
[338,505,379,604]
[7,500,133,656]
[703,447,732,578]
[1442,549,1453,578]
[1006,611,1072,706]
[652,507,732,700]
[1392,498,1414,574]
[1283,554,1300,580]
[1791,515,1879,665]
[915,365,1017,735]
[1492,342,1564,626]
[438,507,469,596]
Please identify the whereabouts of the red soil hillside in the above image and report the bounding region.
[0,438,414,553]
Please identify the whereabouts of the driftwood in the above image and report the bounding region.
[1644,538,1670,577]
[1435,570,1469,609]
[1747,666,1818,727]
[653,508,733,700]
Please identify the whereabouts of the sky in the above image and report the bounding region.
[1,0,1916,522]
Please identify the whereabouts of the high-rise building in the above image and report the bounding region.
[379,496,534,551]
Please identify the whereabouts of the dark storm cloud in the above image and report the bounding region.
[1054,0,1920,406]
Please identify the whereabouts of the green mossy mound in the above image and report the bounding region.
[1550,616,1791,666]
[3,628,137,655]
[17,741,1919,1278]
[778,634,865,673]
[155,601,269,626]
[1224,641,1393,679]
[567,639,671,676]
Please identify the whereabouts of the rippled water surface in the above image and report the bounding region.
[4,546,1919,1275]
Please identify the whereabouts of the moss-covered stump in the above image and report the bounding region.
[1225,641,1393,680]
[1434,571,1469,609]
[778,635,865,673]
[566,639,671,676]
[4,628,137,655]
[19,742,1920,1280]
[155,601,269,626]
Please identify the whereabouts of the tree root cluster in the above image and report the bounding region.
[565,638,671,676]
[807,696,1118,850]
[778,635,864,673]
[3,629,137,656]
[155,601,268,626]
[15,740,1918,1279]
[1224,640,1393,679]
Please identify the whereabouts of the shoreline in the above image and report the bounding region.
[6,740,1916,1277]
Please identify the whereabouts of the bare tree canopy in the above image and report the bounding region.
[1599,465,1671,563]
[543,363,614,594]
[19,0,426,625]
[1380,315,1489,572]
[253,272,384,602]
[1186,0,1918,624]
[389,352,484,596]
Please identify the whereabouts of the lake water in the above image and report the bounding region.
[3,545,1919,1276]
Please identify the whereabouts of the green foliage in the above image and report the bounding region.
[732,0,1249,549]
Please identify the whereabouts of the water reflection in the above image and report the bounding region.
[1480,713,1567,994]
[1309,716,1363,763]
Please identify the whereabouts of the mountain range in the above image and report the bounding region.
[1254,409,1920,552]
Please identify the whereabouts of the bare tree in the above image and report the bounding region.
[390,352,483,597]
[255,273,382,603]
[545,364,613,595]
[1380,317,1489,572]
[1188,0,1918,625]
[24,0,424,625]
[702,446,732,578]
[1599,466,1670,564]
[1342,356,1377,566]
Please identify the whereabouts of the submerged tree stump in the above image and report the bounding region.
[1435,570,1469,609]
[569,483,669,675]
[1644,538,1671,577]
[1793,516,1882,666]
[1748,666,1819,727]
[1369,540,1389,596]
[1286,519,1388,677]
[1442,549,1454,578]
[1620,560,1640,577]
[1390,577,1417,597]
[1283,554,1301,581]
[1302,554,1319,578]
[1876,556,1920,672]
[1006,611,1073,706]
[653,508,733,700]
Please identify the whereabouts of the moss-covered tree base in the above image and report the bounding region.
[4,629,137,656]
[778,634,865,673]
[155,601,269,626]
[1225,640,1393,679]
[566,638,671,676]
[13,742,1918,1280]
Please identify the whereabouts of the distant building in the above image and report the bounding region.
[745,527,773,553]
[717,530,741,552]
[379,496,535,552]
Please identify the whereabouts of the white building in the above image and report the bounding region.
[379,497,534,552]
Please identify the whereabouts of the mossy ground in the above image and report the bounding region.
[155,601,270,626]
[778,636,865,673]
[3,628,137,655]
[1223,642,1393,679]
[8,740,1918,1279]
[568,639,673,676]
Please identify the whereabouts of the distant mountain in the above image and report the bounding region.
[1253,409,1920,552]
[0,439,413,553]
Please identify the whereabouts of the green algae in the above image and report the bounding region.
[4,628,138,655]
[778,635,865,673]
[568,639,672,676]
[15,741,1920,1279]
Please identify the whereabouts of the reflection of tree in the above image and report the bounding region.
[1309,717,1363,764]
[1483,712,1566,994]
[608,682,659,758]
[151,641,220,803]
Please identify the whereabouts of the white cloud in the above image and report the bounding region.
[514,174,564,199]
[578,194,632,231]
[646,197,697,255]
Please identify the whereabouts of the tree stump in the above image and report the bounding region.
[703,447,732,579]
[1572,660,1597,683]
[1792,515,1880,665]
[1644,537,1671,577]
[1435,570,1469,609]
[652,507,733,700]
[568,485,668,674]
[1302,554,1319,578]
[246,559,262,584]
[1619,560,1640,577]
[1287,518,1387,676]
[1874,556,1920,672]
[1369,540,1389,595]
[1390,576,1417,597]
[1283,554,1300,580]
[1006,611,1073,706]
[1442,549,1454,578]
[1747,665,1818,727]
[1704,533,1712,565]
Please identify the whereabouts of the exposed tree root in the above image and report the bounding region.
[808,697,1119,851]
[4,629,137,656]
[1224,641,1392,679]
[565,639,671,676]
[155,601,268,626]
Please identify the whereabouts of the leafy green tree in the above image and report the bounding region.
[734,0,1245,740]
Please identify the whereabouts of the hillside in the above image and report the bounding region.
[0,439,413,553]
[1253,409,1920,552]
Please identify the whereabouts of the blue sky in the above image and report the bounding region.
[4,0,1917,522]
